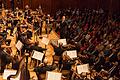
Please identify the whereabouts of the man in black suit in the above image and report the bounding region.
[59,16,68,39]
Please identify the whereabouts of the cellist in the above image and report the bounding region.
[6,28,17,57]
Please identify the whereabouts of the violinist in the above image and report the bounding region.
[24,5,30,17]
[33,15,42,35]
[18,21,46,55]
[0,25,7,39]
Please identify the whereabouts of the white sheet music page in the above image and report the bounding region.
[46,71,62,80]
[58,39,67,46]
[41,37,50,45]
[10,72,21,80]
[32,50,44,61]
[77,64,90,74]
[15,40,23,51]
[3,69,17,79]
[66,50,77,59]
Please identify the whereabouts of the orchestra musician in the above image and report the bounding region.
[6,29,17,56]
[18,20,46,55]
[0,35,13,73]
[0,6,120,80]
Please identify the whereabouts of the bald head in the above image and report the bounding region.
[62,16,65,22]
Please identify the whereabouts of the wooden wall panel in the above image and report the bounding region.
[112,0,120,14]
[0,0,2,8]
[2,0,120,15]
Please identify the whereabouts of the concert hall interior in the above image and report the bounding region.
[0,0,120,80]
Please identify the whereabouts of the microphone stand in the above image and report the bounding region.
[25,53,29,79]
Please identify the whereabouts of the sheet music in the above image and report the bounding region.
[66,50,77,59]
[58,39,67,46]
[10,72,21,80]
[16,40,23,51]
[32,50,44,61]
[77,64,90,74]
[3,69,17,79]
[46,71,62,80]
[41,37,50,45]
